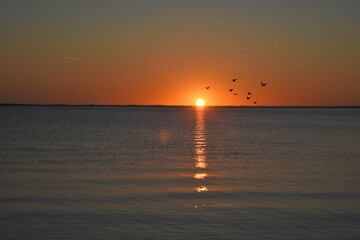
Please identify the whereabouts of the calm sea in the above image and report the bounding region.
[0,106,359,239]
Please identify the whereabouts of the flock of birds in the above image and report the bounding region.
[204,78,268,105]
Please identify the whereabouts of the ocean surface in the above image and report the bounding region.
[0,106,359,239]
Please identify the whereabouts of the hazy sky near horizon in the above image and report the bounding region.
[1,0,359,106]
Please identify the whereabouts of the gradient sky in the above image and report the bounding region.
[0,0,359,106]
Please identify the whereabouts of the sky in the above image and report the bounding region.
[0,0,359,106]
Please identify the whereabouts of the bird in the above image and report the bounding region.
[229,88,234,92]
[205,86,210,89]
[254,101,257,104]
[246,96,251,100]
[248,92,252,95]
[260,82,267,87]
[232,79,237,82]
[233,93,238,95]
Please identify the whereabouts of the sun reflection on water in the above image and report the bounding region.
[194,173,207,179]
[195,161,207,169]
[194,107,208,193]
[196,186,208,192]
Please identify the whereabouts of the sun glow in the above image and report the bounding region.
[196,99,205,107]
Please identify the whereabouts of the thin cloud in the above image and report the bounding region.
[64,56,83,61]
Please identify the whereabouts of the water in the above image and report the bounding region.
[1,106,359,239]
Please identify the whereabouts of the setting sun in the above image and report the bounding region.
[196,99,205,107]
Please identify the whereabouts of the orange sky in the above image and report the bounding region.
[0,1,359,106]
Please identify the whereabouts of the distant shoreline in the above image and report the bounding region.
[0,104,359,108]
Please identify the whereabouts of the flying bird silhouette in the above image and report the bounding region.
[246,96,251,100]
[254,101,257,104]
[229,88,234,92]
[205,86,210,89]
[232,79,237,82]
[260,82,267,87]
[233,93,238,95]
[248,92,252,95]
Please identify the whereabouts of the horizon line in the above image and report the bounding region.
[0,103,359,108]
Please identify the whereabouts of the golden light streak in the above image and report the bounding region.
[196,186,208,192]
[194,173,208,179]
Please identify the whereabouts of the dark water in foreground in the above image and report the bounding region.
[0,106,359,239]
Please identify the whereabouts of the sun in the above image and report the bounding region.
[196,99,205,107]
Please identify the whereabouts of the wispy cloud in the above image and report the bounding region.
[64,56,83,61]
[242,47,252,50]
